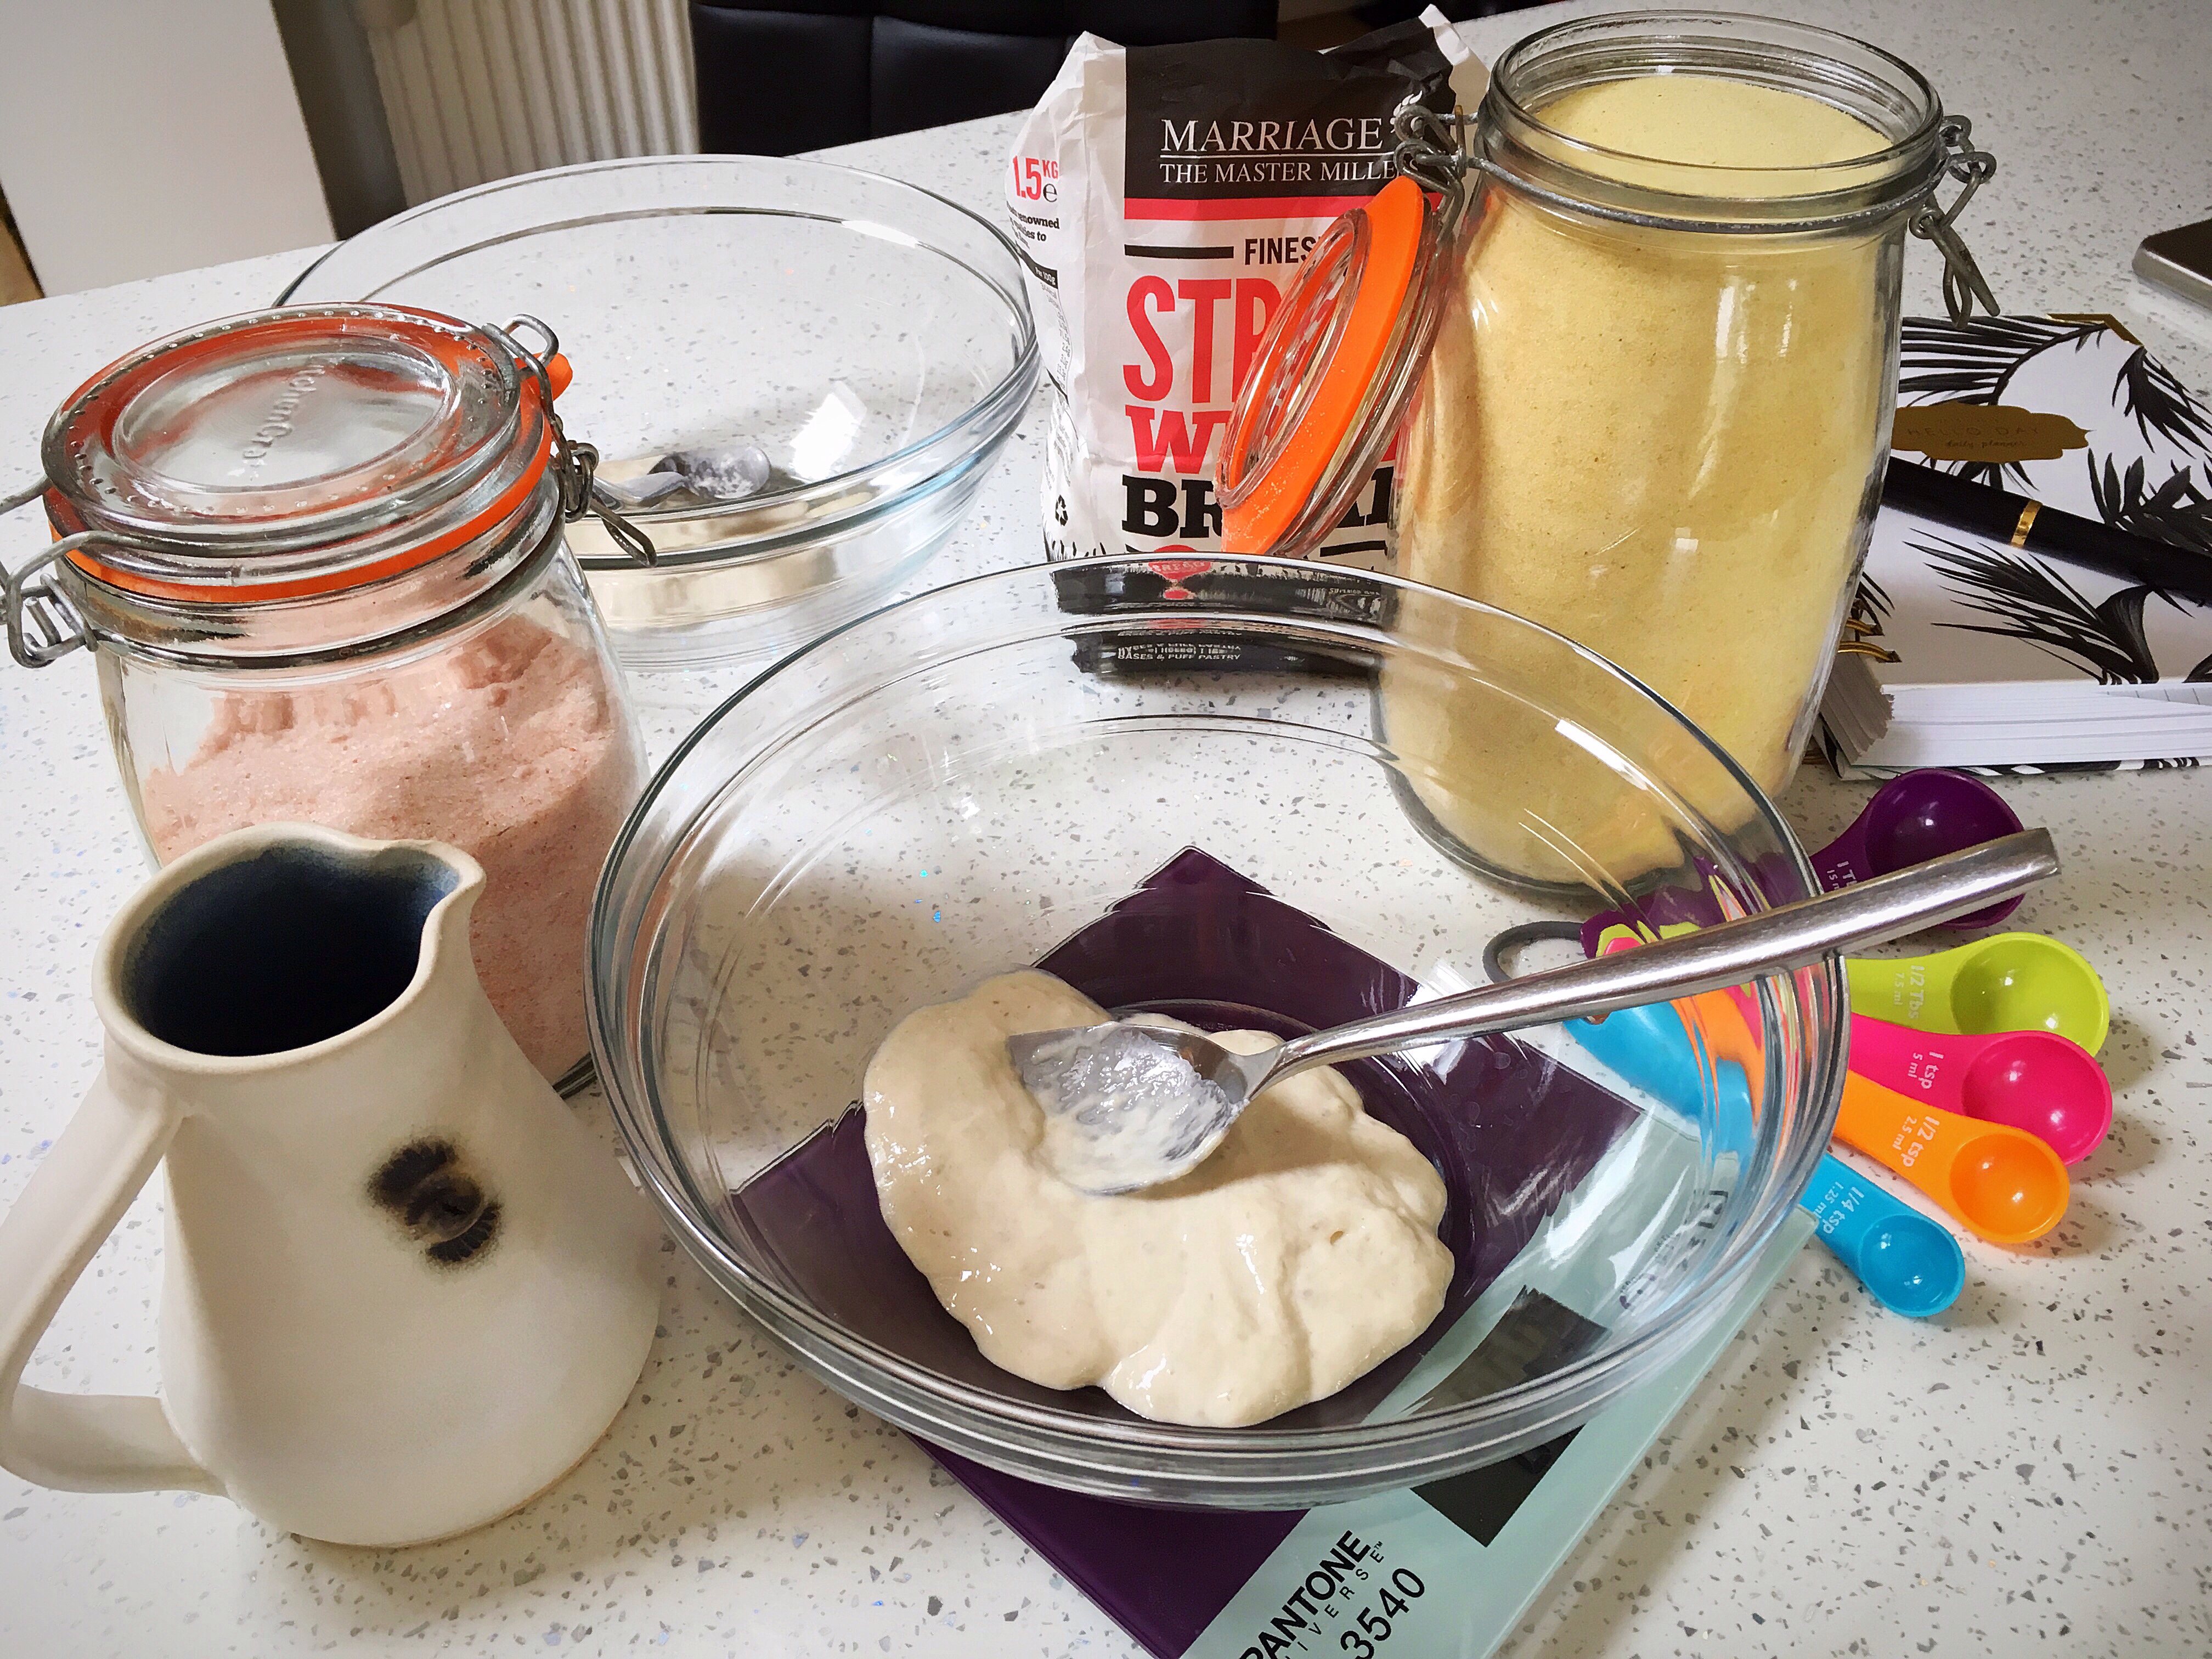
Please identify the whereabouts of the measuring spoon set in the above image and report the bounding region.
[1541,769,2112,1316]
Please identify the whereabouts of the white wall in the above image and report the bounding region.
[0,0,333,295]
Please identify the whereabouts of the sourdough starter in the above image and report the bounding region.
[862,970,1452,1427]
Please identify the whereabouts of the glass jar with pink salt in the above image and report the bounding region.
[3,305,651,1087]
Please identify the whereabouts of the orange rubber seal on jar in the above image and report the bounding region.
[54,429,554,605]
[49,313,571,605]
[1221,176,1425,555]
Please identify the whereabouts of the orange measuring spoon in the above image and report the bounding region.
[1611,934,2068,1245]
[1833,1071,2068,1245]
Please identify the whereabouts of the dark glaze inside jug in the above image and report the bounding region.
[123,843,457,1056]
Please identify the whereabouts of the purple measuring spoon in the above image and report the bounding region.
[1578,878,1724,957]
[1579,771,2024,955]
[1813,770,2024,930]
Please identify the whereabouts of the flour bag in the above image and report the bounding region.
[1007,16,1477,568]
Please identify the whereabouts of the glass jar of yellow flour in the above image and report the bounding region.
[1219,12,1994,888]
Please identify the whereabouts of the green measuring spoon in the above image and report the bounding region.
[1845,931,2109,1054]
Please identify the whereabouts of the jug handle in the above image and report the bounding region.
[0,1069,221,1493]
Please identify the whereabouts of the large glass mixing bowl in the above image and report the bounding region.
[590,559,1846,1508]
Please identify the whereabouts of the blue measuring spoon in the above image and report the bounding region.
[1562,1000,1965,1318]
[1795,1156,1966,1318]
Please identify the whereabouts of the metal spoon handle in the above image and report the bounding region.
[1269,829,2058,1077]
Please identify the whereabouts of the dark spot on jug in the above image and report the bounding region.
[370,1138,500,1266]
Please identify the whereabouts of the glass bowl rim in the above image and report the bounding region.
[587,554,1848,1454]
[275,154,1041,551]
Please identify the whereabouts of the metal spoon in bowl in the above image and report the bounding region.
[1008,830,2059,1195]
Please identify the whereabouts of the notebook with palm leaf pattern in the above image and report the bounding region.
[1821,314,2212,774]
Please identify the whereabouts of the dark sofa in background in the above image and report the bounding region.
[689,2,1278,155]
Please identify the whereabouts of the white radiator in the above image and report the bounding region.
[357,0,697,206]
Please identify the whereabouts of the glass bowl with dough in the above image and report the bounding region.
[590,558,1848,1509]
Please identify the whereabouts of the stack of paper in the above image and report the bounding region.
[1821,507,2212,768]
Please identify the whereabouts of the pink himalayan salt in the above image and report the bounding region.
[139,617,641,1077]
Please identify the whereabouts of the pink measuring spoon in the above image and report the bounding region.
[1814,770,2025,930]
[1850,1012,2112,1164]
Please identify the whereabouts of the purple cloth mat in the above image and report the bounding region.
[732,848,1641,1655]
[921,1438,1307,1656]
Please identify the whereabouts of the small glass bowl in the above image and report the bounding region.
[280,156,1038,670]
[590,559,1846,1508]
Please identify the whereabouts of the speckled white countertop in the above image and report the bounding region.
[3,2,2209,1655]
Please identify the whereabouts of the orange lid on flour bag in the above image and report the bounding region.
[1218,115,1471,561]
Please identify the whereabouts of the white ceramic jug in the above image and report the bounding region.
[0,824,661,1545]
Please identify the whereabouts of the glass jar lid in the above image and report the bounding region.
[1218,173,1455,561]
[41,304,561,602]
